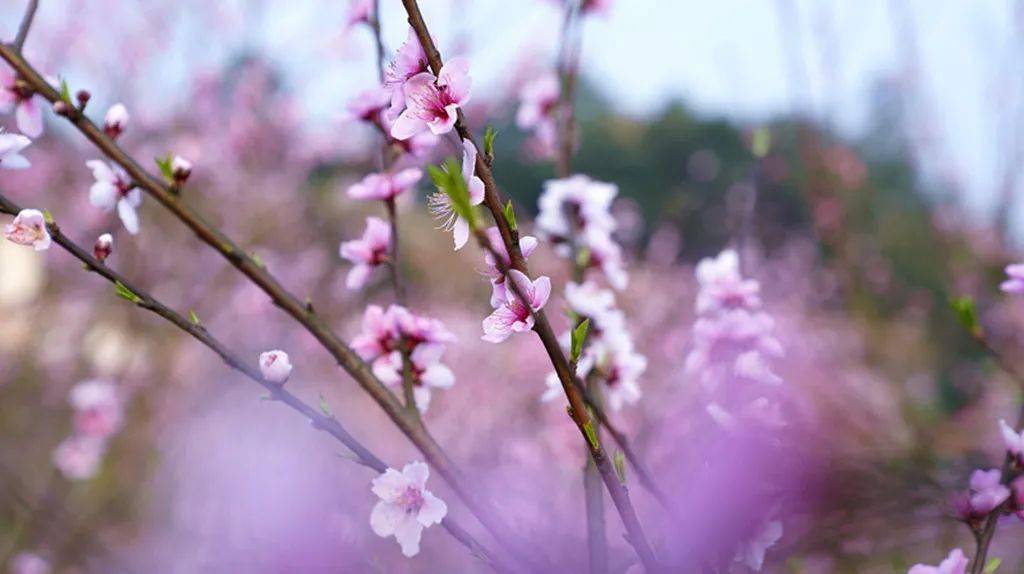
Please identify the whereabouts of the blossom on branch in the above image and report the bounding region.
[482,270,551,343]
[372,344,455,413]
[1000,419,1024,462]
[3,208,50,251]
[384,29,431,113]
[481,226,539,306]
[347,169,422,202]
[346,87,392,124]
[93,233,113,262]
[340,216,392,290]
[0,66,45,137]
[87,160,143,235]
[0,131,31,169]
[370,461,447,557]
[391,58,471,140]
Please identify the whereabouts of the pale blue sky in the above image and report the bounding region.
[3,0,1022,227]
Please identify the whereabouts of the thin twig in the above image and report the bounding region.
[12,0,39,52]
[0,192,510,573]
[0,44,531,568]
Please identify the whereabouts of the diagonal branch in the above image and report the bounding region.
[0,192,509,573]
[0,43,533,568]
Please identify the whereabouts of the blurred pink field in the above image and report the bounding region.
[4,1,1024,573]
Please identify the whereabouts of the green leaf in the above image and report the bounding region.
[58,78,72,104]
[319,393,332,417]
[951,296,981,337]
[250,252,264,268]
[570,318,590,363]
[503,200,517,232]
[483,126,498,161]
[188,309,201,326]
[113,280,142,304]
[155,154,174,182]
[613,451,627,484]
[428,158,477,229]
[42,209,54,225]
[582,421,599,450]
[985,557,1002,573]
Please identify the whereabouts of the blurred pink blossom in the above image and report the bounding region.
[907,548,969,574]
[3,208,51,251]
[340,216,391,290]
[370,461,447,557]
[86,160,142,235]
[0,66,45,137]
[346,168,422,201]
[0,132,31,169]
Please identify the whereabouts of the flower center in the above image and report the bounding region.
[395,486,425,514]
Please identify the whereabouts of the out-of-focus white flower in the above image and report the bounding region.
[370,461,447,557]
[69,380,123,439]
[86,160,142,235]
[52,435,106,480]
[259,350,293,384]
[0,131,31,169]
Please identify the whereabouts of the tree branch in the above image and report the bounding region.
[0,43,532,568]
[12,0,39,52]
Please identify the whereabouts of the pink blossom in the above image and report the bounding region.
[482,270,551,343]
[352,305,455,370]
[86,160,143,235]
[907,548,969,574]
[370,461,448,557]
[340,216,392,290]
[52,435,106,480]
[0,132,31,169]
[384,29,430,112]
[565,281,617,328]
[3,208,50,251]
[482,226,539,305]
[588,331,646,411]
[0,66,45,137]
[9,552,50,574]
[1001,263,1024,294]
[391,58,472,140]
[427,140,485,250]
[259,350,293,384]
[584,231,629,290]
[93,233,113,262]
[346,87,392,123]
[537,175,617,249]
[347,168,422,201]
[964,468,1010,516]
[695,249,762,314]
[516,72,560,131]
[103,103,129,139]
[69,380,123,439]
[1000,419,1024,460]
[372,344,455,413]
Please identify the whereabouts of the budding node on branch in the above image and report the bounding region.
[93,233,113,262]
[76,89,91,111]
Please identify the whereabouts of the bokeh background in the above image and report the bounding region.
[2,0,1024,572]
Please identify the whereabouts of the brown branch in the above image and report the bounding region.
[396,2,662,567]
[0,44,534,568]
[12,0,39,52]
[0,192,508,572]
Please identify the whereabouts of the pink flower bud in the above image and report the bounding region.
[259,350,292,384]
[103,103,129,138]
[171,155,192,183]
[93,233,113,262]
[3,208,51,251]
[52,100,70,116]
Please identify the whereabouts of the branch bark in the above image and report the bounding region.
[0,192,509,573]
[12,0,39,51]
